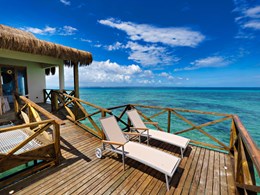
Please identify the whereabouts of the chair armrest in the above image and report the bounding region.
[130,127,148,131]
[144,121,158,125]
[102,140,125,146]
[123,132,141,136]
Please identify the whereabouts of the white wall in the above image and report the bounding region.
[0,58,46,103]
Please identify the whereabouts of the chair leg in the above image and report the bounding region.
[181,148,183,159]
[122,146,125,171]
[165,174,170,191]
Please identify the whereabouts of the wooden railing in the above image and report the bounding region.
[230,115,260,194]
[0,95,63,187]
[43,89,75,104]
[62,94,111,139]
[59,94,260,194]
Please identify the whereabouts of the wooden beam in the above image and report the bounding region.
[172,110,230,150]
[0,123,52,163]
[73,62,79,98]
[0,119,54,133]
[175,116,232,135]
[167,110,171,133]
[236,183,260,193]
[63,93,111,113]
[0,67,2,96]
[59,64,65,91]
[233,115,260,176]
[19,96,64,125]
[137,110,164,131]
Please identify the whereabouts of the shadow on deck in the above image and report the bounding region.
[0,119,236,195]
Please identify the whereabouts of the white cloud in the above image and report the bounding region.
[60,26,77,35]
[46,60,190,87]
[20,26,56,35]
[60,0,71,6]
[99,18,202,67]
[174,56,231,71]
[106,42,124,51]
[98,18,205,47]
[65,60,142,85]
[126,41,177,66]
[21,25,77,36]
[103,41,179,66]
[159,72,169,77]
[244,6,260,18]
[243,20,260,29]
[80,38,92,43]
[234,4,260,34]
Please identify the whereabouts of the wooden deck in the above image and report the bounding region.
[0,120,236,195]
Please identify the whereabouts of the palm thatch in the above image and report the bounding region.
[0,24,92,66]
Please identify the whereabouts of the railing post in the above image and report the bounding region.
[167,110,171,133]
[51,90,59,112]
[43,89,46,103]
[13,94,20,116]
[101,110,106,118]
[53,122,61,165]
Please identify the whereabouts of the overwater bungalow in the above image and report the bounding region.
[0,24,259,194]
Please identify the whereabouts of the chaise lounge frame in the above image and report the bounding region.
[96,115,181,191]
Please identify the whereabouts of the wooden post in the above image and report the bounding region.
[51,90,59,112]
[53,123,61,165]
[167,110,171,133]
[59,64,65,91]
[101,110,106,118]
[14,69,18,94]
[43,89,47,103]
[73,62,79,98]
[0,67,2,96]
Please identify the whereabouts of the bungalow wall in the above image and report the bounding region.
[0,49,63,103]
[0,58,45,103]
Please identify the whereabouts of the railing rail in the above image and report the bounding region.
[61,93,111,139]
[0,95,62,187]
[230,115,260,194]
[53,95,259,194]
[43,89,75,104]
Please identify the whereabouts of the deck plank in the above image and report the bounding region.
[180,147,201,194]
[0,120,236,195]
[173,146,197,195]
[197,149,210,194]
[225,154,236,195]
[213,151,220,195]
[219,152,228,195]
[205,150,215,194]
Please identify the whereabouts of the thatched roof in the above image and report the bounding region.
[0,24,92,66]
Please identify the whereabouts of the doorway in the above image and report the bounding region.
[0,65,28,103]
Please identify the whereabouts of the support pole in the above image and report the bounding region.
[0,67,2,96]
[73,62,79,98]
[59,64,65,91]
[167,110,171,133]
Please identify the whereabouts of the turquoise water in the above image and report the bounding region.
[79,87,260,148]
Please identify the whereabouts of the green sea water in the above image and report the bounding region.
[79,87,260,187]
[79,87,260,148]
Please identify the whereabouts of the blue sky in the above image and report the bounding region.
[1,0,260,87]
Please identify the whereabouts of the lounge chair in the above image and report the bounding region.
[96,115,181,191]
[126,109,190,158]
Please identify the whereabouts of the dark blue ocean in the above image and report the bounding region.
[79,87,260,148]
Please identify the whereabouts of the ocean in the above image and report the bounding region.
[79,87,260,148]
